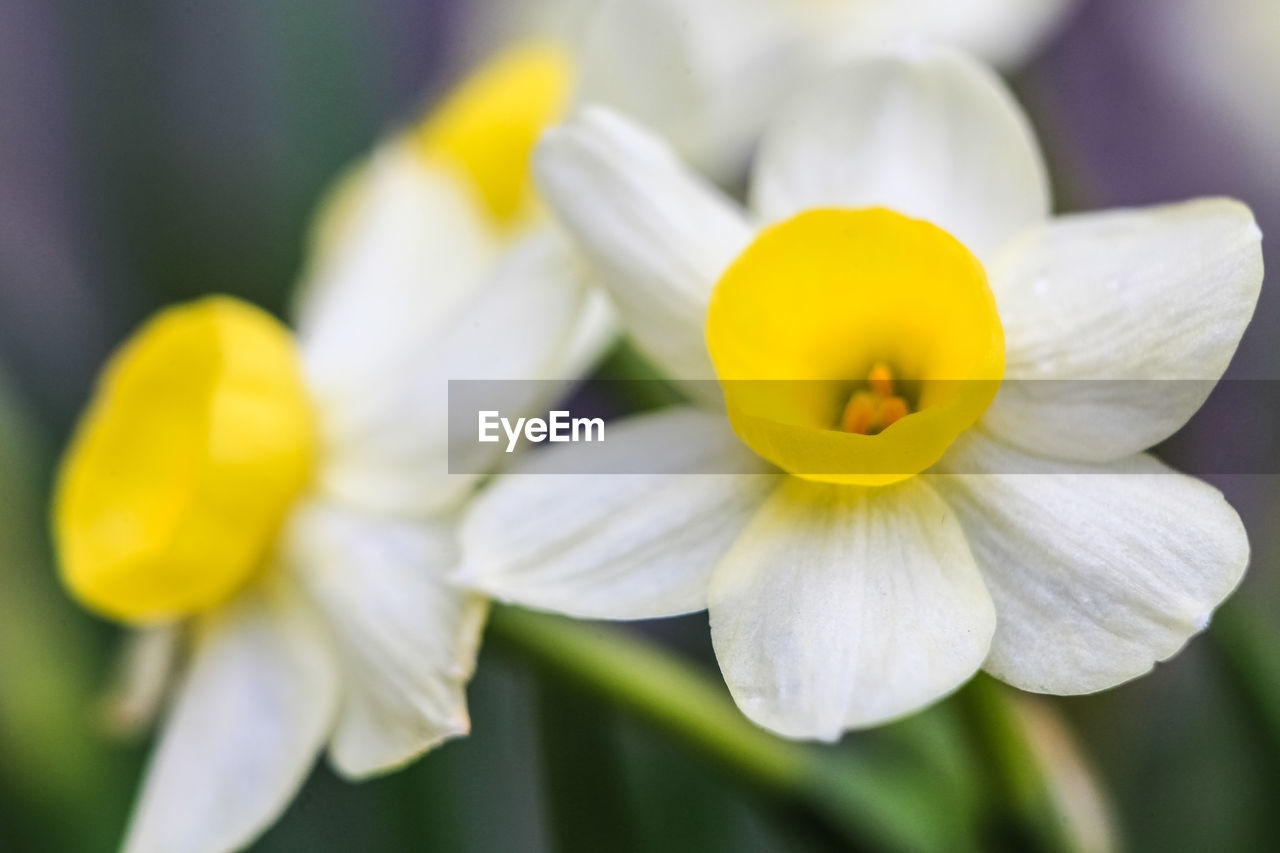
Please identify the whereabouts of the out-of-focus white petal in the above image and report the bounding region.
[123,576,339,853]
[814,0,1080,70]
[751,47,1049,262]
[708,476,994,740]
[982,198,1264,462]
[295,143,500,395]
[100,626,180,738]
[458,409,779,619]
[535,107,754,381]
[434,225,605,382]
[933,432,1249,695]
[285,501,486,779]
[307,220,601,517]
[555,283,619,379]
[576,0,813,183]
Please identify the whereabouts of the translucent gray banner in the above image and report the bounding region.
[448,379,1280,475]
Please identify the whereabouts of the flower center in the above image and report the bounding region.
[705,207,1005,486]
[413,42,573,228]
[839,363,912,435]
[55,297,316,624]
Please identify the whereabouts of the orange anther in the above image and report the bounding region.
[879,396,909,428]
[840,391,878,435]
[868,363,895,398]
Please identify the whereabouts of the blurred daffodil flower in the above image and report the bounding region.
[791,0,1079,68]
[457,47,1263,740]
[54,64,603,853]
[460,0,1078,184]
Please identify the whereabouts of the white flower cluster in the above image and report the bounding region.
[54,1,1267,851]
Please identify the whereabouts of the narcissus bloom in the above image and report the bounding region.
[55,81,601,853]
[461,0,1079,183]
[783,0,1080,68]
[458,47,1263,739]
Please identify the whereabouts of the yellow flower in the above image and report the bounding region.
[56,49,601,853]
[458,47,1262,739]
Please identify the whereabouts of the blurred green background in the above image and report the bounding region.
[3,1,1280,850]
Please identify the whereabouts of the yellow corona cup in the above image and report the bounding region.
[55,297,315,624]
[706,207,1005,485]
[414,43,573,227]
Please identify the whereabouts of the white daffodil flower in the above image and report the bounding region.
[461,0,1079,184]
[792,0,1080,69]
[458,46,1264,740]
[54,76,602,853]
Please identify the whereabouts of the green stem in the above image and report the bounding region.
[958,677,1072,853]
[1208,601,1280,771]
[534,679,639,853]
[592,340,689,411]
[486,605,981,853]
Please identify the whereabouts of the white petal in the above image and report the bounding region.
[708,476,994,740]
[433,225,607,383]
[815,0,1081,70]
[457,408,779,619]
[285,501,486,779]
[123,576,339,853]
[751,46,1049,262]
[535,106,754,381]
[555,283,620,380]
[576,0,814,183]
[982,198,1264,462]
[933,432,1250,694]
[100,626,180,738]
[293,144,495,515]
[295,142,500,395]
[309,224,603,517]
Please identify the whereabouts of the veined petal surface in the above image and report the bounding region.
[709,476,994,739]
[751,47,1049,263]
[458,408,778,619]
[535,107,753,381]
[981,198,1264,462]
[933,432,1249,694]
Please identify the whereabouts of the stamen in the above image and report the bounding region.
[840,391,878,435]
[879,396,909,428]
[840,364,913,435]
[868,362,895,398]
